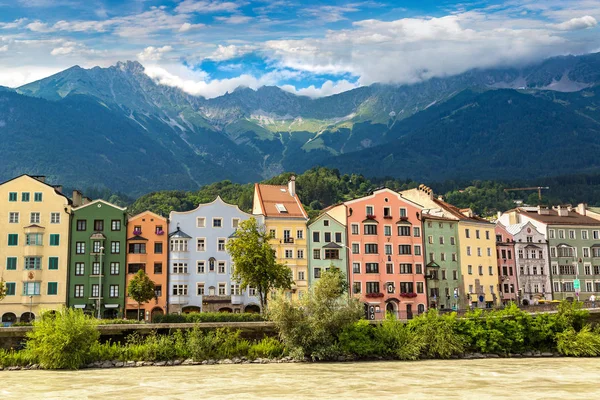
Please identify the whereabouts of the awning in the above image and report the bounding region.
[73,304,86,309]
[104,304,119,309]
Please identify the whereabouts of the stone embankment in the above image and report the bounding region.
[0,352,567,371]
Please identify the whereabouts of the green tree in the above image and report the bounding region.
[227,218,293,312]
[0,278,6,301]
[127,270,156,321]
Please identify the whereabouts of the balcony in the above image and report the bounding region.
[170,295,189,305]
[202,295,231,304]
[283,237,295,244]
[231,295,244,305]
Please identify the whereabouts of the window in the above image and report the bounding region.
[248,287,256,296]
[8,192,17,202]
[197,283,205,295]
[213,218,222,228]
[284,249,293,259]
[364,224,377,235]
[477,248,482,257]
[439,236,445,245]
[111,241,120,254]
[194,217,206,228]
[440,253,446,261]
[30,212,40,224]
[25,257,42,270]
[569,230,576,239]
[416,264,423,274]
[450,237,455,245]
[400,263,412,274]
[313,249,321,259]
[593,230,600,240]
[413,227,421,237]
[366,263,379,273]
[400,282,414,294]
[127,263,144,274]
[197,261,205,274]
[92,262,101,275]
[428,236,434,244]
[398,245,411,255]
[173,263,188,274]
[453,270,458,280]
[398,226,410,236]
[297,249,304,259]
[386,263,394,274]
[478,265,483,275]
[324,220,330,227]
[48,257,58,270]
[383,207,391,218]
[353,263,361,273]
[452,253,457,262]
[313,231,320,242]
[109,262,119,275]
[414,245,421,256]
[384,244,392,255]
[487,247,491,257]
[5,282,15,296]
[351,224,359,235]
[154,242,163,254]
[6,257,17,270]
[9,212,19,223]
[91,241,101,253]
[466,246,471,256]
[49,234,60,246]
[353,282,361,294]
[275,203,288,213]
[488,266,493,275]
[109,285,119,298]
[25,233,42,246]
[383,225,392,236]
[110,220,121,231]
[231,284,240,295]
[172,285,188,296]
[314,268,321,279]
[33,192,43,202]
[197,238,206,252]
[468,265,472,274]
[218,262,226,274]
[75,241,85,254]
[416,282,424,294]
[74,262,85,276]
[155,285,162,298]
[400,208,407,218]
[366,282,380,294]
[585,265,591,275]
[49,212,60,224]
[583,248,590,258]
[297,230,304,239]
[366,206,374,215]
[558,246,574,258]
[365,244,378,254]
[335,232,342,243]
[229,218,239,229]
[23,282,40,295]
[558,230,565,239]
[22,192,30,202]
[94,220,104,231]
[74,285,84,298]
[77,220,86,231]
[325,249,340,259]
[218,239,226,251]
[352,243,359,254]
[269,229,276,238]
[475,230,480,239]
[324,232,331,242]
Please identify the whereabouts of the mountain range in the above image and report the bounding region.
[1,52,600,195]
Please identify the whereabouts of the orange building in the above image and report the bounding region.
[125,211,168,321]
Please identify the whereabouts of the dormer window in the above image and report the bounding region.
[276,204,288,213]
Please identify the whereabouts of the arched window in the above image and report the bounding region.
[209,257,216,272]
[417,304,425,314]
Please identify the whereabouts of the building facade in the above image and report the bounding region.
[169,196,261,314]
[308,209,348,287]
[499,205,600,301]
[0,175,72,325]
[253,177,309,301]
[125,211,168,321]
[345,188,427,320]
[68,199,128,318]
[495,223,518,304]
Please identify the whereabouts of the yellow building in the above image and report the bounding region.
[253,177,309,301]
[458,218,499,308]
[0,175,72,325]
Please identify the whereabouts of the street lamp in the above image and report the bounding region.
[97,246,104,319]
[29,295,33,321]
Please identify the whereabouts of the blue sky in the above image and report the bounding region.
[1,0,599,97]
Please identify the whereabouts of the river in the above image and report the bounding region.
[1,358,598,399]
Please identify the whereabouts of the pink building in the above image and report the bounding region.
[344,189,427,320]
[495,223,518,304]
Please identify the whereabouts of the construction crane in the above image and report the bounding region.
[504,186,550,200]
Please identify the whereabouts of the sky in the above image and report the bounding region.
[1,0,599,98]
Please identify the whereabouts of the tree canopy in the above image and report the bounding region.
[127,270,156,321]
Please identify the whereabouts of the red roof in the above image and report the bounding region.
[254,184,308,219]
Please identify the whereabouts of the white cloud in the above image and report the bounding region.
[0,66,65,87]
[206,44,254,61]
[0,18,28,30]
[301,4,363,23]
[281,79,360,98]
[214,15,252,24]
[51,46,74,55]
[175,0,241,14]
[26,21,52,32]
[179,22,205,32]
[137,45,173,61]
[0,45,7,52]
[552,15,598,31]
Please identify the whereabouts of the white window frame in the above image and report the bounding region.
[50,212,60,224]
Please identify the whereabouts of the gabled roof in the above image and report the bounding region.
[0,174,72,205]
[431,197,491,224]
[322,242,342,249]
[129,210,167,222]
[170,195,252,218]
[127,235,148,241]
[254,184,308,219]
[169,228,191,239]
[512,207,600,226]
[74,198,126,212]
[343,187,424,209]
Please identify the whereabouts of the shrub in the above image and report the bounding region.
[556,325,600,356]
[89,341,124,361]
[0,348,37,367]
[339,320,380,358]
[26,308,100,369]
[249,337,285,359]
[186,327,249,360]
[154,312,265,324]
[409,310,464,358]
[375,314,422,361]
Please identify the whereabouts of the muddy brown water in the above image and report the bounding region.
[1,358,599,399]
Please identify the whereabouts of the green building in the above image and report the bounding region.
[68,199,128,318]
[422,215,463,310]
[499,205,600,301]
[307,209,348,288]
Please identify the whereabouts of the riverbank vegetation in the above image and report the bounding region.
[1,271,599,370]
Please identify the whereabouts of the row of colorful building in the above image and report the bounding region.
[1,175,600,325]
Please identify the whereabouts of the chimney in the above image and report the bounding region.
[53,185,63,193]
[554,206,568,217]
[577,203,587,216]
[438,195,445,201]
[288,176,296,197]
[31,175,46,183]
[497,211,502,219]
[72,190,83,207]
[83,197,92,205]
